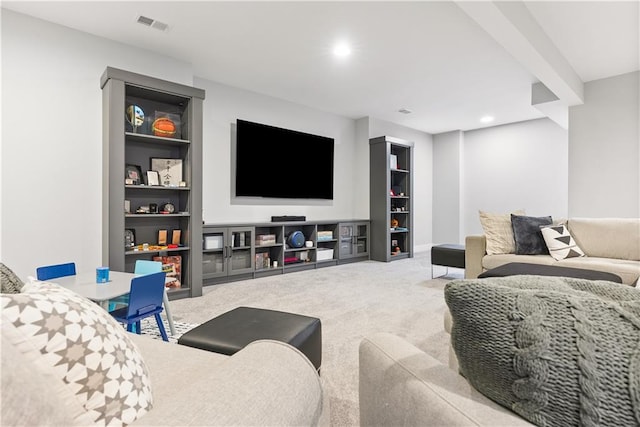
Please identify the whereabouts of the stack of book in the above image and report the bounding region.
[255,252,271,270]
[317,231,333,241]
[255,234,277,246]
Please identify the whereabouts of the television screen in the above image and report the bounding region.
[235,119,334,200]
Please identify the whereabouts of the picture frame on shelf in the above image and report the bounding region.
[146,170,160,186]
[151,158,183,187]
[125,164,143,185]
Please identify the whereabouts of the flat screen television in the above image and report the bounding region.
[235,119,334,200]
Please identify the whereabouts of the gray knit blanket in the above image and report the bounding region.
[445,276,640,427]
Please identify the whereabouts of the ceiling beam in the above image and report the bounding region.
[455,1,584,106]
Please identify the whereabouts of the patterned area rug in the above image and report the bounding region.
[138,318,199,344]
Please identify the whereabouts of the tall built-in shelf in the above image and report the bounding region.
[101,67,205,299]
[369,136,414,262]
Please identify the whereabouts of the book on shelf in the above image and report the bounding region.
[152,255,182,288]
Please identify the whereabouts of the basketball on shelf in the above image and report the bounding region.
[152,117,176,137]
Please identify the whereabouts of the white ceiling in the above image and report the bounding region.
[3,1,638,134]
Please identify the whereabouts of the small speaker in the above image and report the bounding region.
[287,231,305,248]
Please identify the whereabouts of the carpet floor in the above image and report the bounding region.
[162,251,462,426]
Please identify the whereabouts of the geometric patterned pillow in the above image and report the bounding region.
[540,224,586,261]
[0,281,153,426]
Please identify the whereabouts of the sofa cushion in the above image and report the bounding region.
[511,214,552,255]
[1,262,23,293]
[445,276,640,426]
[540,224,585,261]
[568,218,640,261]
[479,209,525,255]
[1,280,153,426]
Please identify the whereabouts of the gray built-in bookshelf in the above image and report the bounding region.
[369,136,414,262]
[101,67,205,299]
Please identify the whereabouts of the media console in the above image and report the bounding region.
[202,219,369,286]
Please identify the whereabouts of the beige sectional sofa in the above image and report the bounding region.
[1,276,328,426]
[465,217,640,285]
[359,332,533,426]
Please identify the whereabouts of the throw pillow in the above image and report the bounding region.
[1,262,23,293]
[540,224,586,261]
[479,209,526,255]
[445,276,640,427]
[0,280,153,426]
[511,214,552,255]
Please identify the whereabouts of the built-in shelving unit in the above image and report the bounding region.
[101,67,205,299]
[369,136,414,262]
[202,220,369,286]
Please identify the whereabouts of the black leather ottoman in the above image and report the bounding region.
[478,262,622,283]
[177,306,322,371]
[431,244,465,278]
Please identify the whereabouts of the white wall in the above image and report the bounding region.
[368,118,433,250]
[432,131,463,244]
[462,118,569,236]
[569,71,640,217]
[1,10,193,279]
[195,77,358,224]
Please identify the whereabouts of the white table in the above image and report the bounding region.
[54,271,134,309]
[53,271,176,336]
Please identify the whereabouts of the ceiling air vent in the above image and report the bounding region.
[136,15,169,32]
[398,108,412,114]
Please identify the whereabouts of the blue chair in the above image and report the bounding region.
[36,262,76,281]
[110,271,168,342]
[110,260,176,336]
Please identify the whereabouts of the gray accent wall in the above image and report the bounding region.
[568,71,640,217]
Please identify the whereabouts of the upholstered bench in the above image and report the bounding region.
[431,244,465,278]
[478,262,623,283]
[177,306,322,371]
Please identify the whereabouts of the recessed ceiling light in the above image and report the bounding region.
[398,108,412,114]
[333,42,351,57]
[480,115,494,123]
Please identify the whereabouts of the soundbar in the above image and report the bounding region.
[271,215,306,222]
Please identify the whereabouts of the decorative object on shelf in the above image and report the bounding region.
[152,112,181,138]
[151,158,183,187]
[158,229,167,245]
[390,154,398,169]
[125,164,143,185]
[146,170,160,186]
[125,200,131,214]
[135,206,150,214]
[287,231,305,248]
[124,229,136,250]
[390,218,399,228]
[392,246,401,256]
[161,202,175,214]
[152,117,176,138]
[179,181,187,187]
[149,203,158,214]
[172,230,181,245]
[126,104,144,133]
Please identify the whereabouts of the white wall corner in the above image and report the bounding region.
[456,0,584,107]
